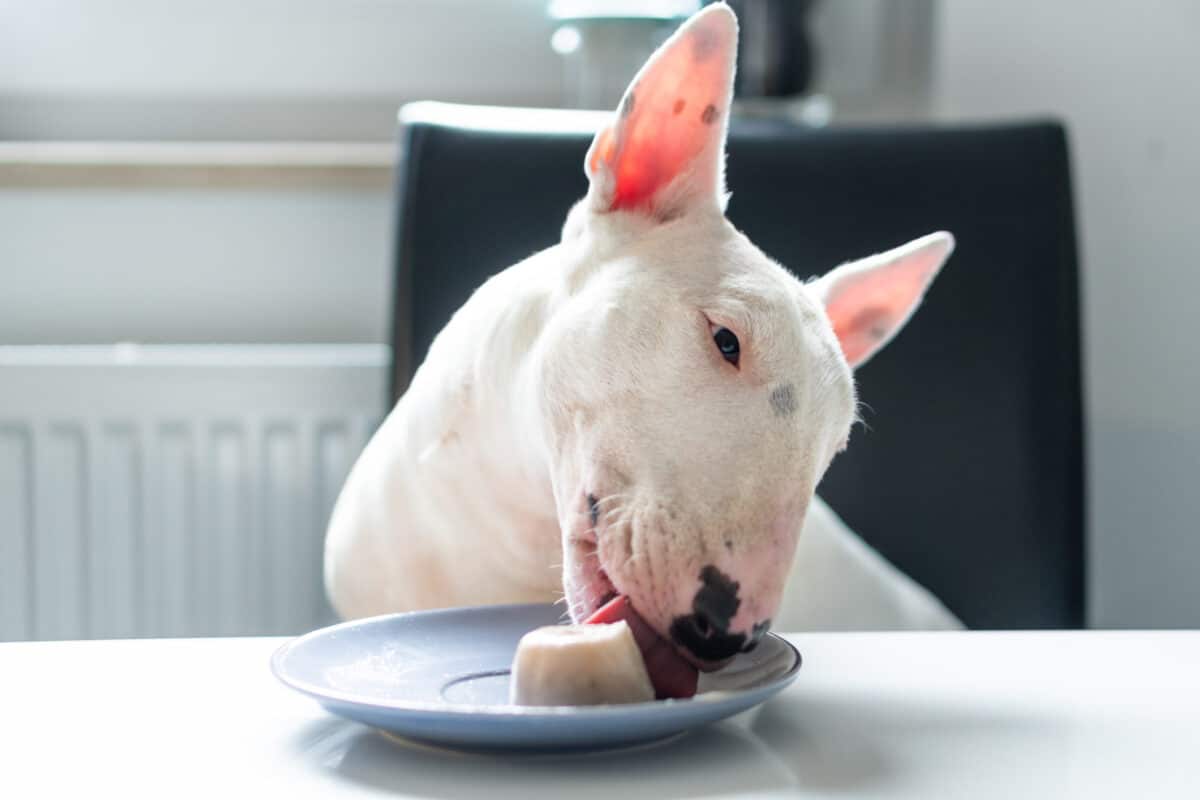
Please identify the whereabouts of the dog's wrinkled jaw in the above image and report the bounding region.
[559,486,812,669]
[561,493,617,622]
[553,414,829,668]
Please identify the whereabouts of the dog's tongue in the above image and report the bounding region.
[584,595,698,700]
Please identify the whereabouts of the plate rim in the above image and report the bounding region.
[270,603,802,719]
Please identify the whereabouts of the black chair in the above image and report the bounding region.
[389,104,1085,630]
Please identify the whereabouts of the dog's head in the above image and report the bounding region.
[538,4,953,667]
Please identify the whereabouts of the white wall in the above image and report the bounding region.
[0,168,392,344]
[0,0,561,344]
[931,0,1200,627]
[0,0,561,140]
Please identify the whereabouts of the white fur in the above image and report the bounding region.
[323,3,962,643]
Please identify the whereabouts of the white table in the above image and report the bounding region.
[2,632,1197,798]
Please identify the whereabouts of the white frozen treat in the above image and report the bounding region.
[509,621,656,706]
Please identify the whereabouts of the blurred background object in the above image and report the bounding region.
[725,0,830,126]
[548,0,700,108]
[1,0,1198,639]
[727,0,816,99]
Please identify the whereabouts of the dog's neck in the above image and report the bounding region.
[398,245,571,605]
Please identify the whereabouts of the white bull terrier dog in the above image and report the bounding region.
[325,3,961,666]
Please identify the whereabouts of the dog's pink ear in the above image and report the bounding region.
[585,4,737,219]
[813,232,955,368]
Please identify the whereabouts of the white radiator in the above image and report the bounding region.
[0,344,388,642]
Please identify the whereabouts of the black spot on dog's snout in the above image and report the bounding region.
[700,103,719,125]
[670,566,747,661]
[586,493,599,527]
[770,383,797,417]
[696,565,739,625]
[673,98,685,115]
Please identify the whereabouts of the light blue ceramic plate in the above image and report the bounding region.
[271,603,801,752]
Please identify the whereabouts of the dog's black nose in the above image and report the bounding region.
[670,565,746,662]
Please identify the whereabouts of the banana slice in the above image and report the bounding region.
[509,621,656,706]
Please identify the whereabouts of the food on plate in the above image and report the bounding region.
[507,595,701,706]
[509,620,655,706]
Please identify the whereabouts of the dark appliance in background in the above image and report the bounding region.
[723,0,816,99]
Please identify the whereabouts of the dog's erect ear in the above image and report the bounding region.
[812,232,955,369]
[584,4,737,220]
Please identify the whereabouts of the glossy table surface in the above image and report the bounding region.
[2,631,1197,798]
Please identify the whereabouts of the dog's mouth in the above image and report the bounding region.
[567,507,726,682]
[566,533,619,622]
[583,594,698,699]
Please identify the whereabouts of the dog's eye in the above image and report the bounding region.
[713,327,740,366]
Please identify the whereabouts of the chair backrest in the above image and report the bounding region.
[390,104,1085,629]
